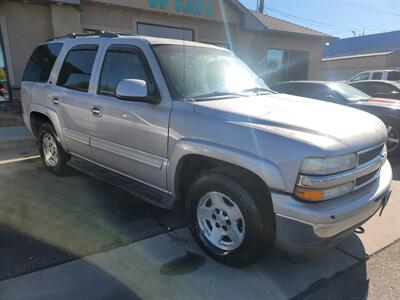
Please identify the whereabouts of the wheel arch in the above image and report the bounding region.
[29,105,67,150]
[168,140,286,201]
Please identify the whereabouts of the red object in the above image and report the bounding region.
[0,88,7,93]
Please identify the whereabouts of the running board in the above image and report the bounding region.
[68,157,175,209]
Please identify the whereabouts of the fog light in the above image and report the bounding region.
[295,181,354,202]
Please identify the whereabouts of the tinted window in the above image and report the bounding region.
[351,73,369,82]
[372,72,382,80]
[387,71,400,81]
[371,82,395,93]
[23,43,63,83]
[99,45,148,96]
[57,45,98,92]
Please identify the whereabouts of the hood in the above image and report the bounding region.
[193,93,387,155]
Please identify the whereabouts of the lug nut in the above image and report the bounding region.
[212,214,216,219]
[222,211,227,217]
[216,209,220,214]
[226,220,231,225]
[215,223,220,228]
[222,225,227,231]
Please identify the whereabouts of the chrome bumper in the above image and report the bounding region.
[273,160,392,240]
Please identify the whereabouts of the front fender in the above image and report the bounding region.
[167,139,286,195]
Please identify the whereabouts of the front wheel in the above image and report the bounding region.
[38,123,70,175]
[186,170,275,267]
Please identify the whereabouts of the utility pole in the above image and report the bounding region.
[258,0,265,13]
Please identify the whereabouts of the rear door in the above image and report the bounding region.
[53,44,100,158]
[89,42,171,190]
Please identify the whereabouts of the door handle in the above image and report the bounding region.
[91,106,103,117]
[52,96,60,105]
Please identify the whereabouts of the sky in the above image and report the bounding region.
[239,0,400,38]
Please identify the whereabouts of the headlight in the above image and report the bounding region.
[294,181,354,202]
[300,153,356,175]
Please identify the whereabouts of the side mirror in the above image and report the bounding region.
[116,79,160,104]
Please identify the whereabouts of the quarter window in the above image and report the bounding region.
[99,45,148,96]
[23,43,63,83]
[387,71,400,81]
[57,44,98,92]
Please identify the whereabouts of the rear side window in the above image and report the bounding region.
[57,44,98,92]
[99,45,148,96]
[23,43,63,83]
[372,72,382,80]
[387,71,400,81]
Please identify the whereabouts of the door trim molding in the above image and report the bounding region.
[90,137,165,169]
[64,128,90,145]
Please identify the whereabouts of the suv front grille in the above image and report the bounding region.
[358,144,384,165]
[355,169,379,187]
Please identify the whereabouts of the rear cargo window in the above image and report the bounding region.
[57,44,98,92]
[23,43,63,83]
[387,71,400,81]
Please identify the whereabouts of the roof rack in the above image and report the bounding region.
[48,31,127,42]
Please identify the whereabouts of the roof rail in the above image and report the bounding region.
[48,31,124,42]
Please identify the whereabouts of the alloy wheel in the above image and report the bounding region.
[42,133,59,167]
[197,191,245,251]
[387,125,400,153]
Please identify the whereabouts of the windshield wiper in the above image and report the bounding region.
[193,91,245,101]
[242,87,276,95]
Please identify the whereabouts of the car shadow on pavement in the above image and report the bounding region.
[296,233,368,300]
[0,224,141,300]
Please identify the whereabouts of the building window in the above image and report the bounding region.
[266,49,310,84]
[0,25,10,101]
[137,22,194,41]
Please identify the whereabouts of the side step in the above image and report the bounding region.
[68,157,175,209]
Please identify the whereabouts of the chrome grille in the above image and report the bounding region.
[358,144,384,166]
[356,169,379,187]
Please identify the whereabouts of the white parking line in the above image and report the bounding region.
[0,155,40,165]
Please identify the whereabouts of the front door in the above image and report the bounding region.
[90,44,171,190]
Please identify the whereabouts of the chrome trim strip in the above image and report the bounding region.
[70,152,172,195]
[63,128,90,145]
[298,154,385,189]
[90,137,165,169]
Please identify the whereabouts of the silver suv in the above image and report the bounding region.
[21,33,392,266]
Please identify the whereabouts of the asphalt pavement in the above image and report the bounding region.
[0,144,398,299]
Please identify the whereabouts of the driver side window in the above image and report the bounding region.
[99,45,149,96]
[351,73,369,82]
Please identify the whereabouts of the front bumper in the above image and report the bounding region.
[272,160,392,256]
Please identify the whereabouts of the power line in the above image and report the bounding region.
[337,0,400,17]
[265,6,358,32]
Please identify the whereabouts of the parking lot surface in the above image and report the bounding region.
[0,149,398,299]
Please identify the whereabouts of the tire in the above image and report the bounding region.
[186,169,275,267]
[38,123,70,175]
[385,122,400,155]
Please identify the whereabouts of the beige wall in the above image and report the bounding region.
[234,30,326,81]
[0,1,53,87]
[51,4,82,37]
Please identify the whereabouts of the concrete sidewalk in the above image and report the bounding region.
[0,126,35,150]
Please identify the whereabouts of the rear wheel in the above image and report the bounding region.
[186,170,275,267]
[38,123,70,175]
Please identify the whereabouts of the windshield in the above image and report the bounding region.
[328,82,371,102]
[153,45,269,100]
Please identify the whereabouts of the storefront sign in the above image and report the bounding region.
[149,0,213,17]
